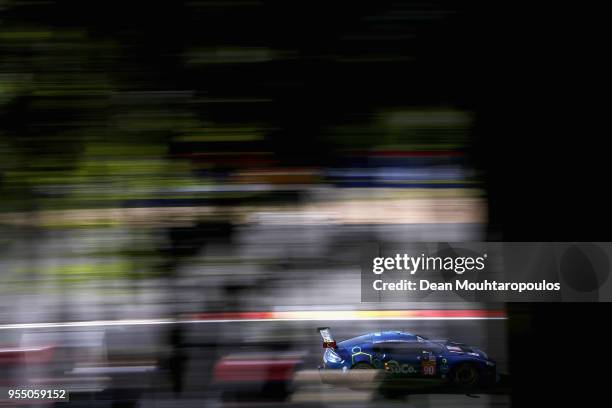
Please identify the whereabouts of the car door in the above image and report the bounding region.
[375,341,424,377]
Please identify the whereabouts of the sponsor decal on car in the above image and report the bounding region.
[421,358,436,376]
[385,360,418,374]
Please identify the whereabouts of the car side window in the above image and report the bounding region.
[374,343,398,355]
[376,341,444,356]
[420,344,444,354]
[376,341,422,356]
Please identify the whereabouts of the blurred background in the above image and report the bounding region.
[0,0,578,406]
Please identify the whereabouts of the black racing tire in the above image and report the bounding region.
[452,363,480,387]
[349,362,376,390]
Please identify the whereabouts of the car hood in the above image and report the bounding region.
[431,339,489,359]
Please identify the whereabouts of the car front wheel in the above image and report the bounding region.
[452,363,480,387]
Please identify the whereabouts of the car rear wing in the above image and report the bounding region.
[317,327,336,349]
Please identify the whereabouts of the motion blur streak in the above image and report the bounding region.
[0,309,507,330]
[188,309,508,321]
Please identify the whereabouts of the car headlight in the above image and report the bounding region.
[325,349,343,363]
[485,360,496,367]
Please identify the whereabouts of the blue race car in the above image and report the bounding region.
[317,327,497,387]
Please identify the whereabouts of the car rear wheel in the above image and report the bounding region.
[349,362,376,389]
[453,363,480,387]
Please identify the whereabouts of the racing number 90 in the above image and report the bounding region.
[422,365,435,375]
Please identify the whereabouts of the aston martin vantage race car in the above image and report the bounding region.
[317,327,497,387]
